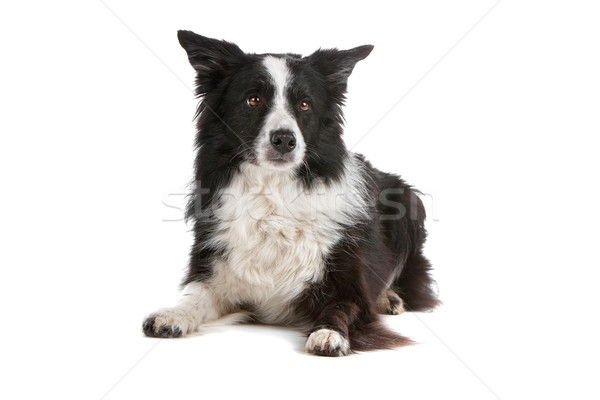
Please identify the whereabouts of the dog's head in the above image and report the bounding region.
[178,30,372,172]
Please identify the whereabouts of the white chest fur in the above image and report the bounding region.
[207,156,368,323]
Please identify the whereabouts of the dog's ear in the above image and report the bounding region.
[307,45,373,91]
[177,30,245,94]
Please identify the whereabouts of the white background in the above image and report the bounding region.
[1,1,599,399]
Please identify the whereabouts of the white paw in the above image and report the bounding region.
[142,308,191,338]
[305,328,350,356]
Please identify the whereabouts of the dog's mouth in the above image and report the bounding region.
[263,156,298,170]
[264,148,296,162]
[268,156,292,163]
[256,147,300,170]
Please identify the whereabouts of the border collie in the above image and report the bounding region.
[143,31,439,356]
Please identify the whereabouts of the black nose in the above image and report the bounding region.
[270,130,296,154]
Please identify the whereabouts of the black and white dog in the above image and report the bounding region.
[143,31,439,356]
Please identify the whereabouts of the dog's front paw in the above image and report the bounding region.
[305,329,350,357]
[142,309,188,338]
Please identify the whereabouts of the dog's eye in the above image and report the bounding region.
[247,96,261,107]
[299,101,310,111]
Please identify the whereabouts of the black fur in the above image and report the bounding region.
[292,157,438,350]
[144,31,439,355]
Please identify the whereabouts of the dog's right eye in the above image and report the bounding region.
[247,96,261,107]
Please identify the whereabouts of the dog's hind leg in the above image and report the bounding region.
[393,251,439,312]
[377,289,405,315]
[142,281,224,338]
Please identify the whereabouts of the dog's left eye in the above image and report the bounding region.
[299,101,310,111]
[247,96,261,107]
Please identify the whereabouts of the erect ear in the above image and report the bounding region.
[307,45,374,89]
[177,30,245,94]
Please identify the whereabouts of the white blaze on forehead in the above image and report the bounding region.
[256,56,306,167]
[263,56,290,106]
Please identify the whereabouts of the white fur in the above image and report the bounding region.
[305,328,350,356]
[256,56,306,169]
[145,154,369,333]
[206,154,369,324]
[145,281,224,335]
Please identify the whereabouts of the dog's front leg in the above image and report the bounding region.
[305,300,361,357]
[142,281,223,338]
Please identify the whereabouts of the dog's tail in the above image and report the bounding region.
[349,319,413,351]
